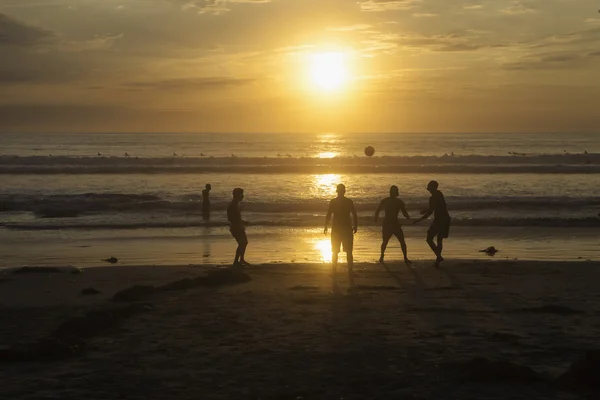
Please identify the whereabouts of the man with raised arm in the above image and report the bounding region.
[413,180,451,267]
[324,184,358,288]
[374,185,411,265]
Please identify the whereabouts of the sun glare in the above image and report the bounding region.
[318,151,337,159]
[309,52,349,92]
[314,239,332,263]
[313,173,340,197]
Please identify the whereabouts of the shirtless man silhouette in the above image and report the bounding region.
[413,180,451,267]
[324,184,358,288]
[374,185,411,265]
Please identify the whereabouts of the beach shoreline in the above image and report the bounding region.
[2,260,599,398]
[2,226,599,269]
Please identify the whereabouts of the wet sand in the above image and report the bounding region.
[1,260,599,399]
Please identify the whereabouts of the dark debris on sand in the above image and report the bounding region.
[515,304,585,316]
[11,266,83,275]
[1,268,251,364]
[480,246,499,256]
[0,303,153,363]
[81,287,101,296]
[112,268,251,302]
[112,285,156,302]
[451,357,544,384]
[556,350,600,391]
[12,267,64,274]
[289,285,320,291]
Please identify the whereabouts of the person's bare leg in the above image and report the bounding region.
[426,233,439,266]
[436,237,444,265]
[396,231,411,264]
[347,252,355,288]
[379,233,391,264]
[233,244,241,265]
[239,244,248,264]
[426,235,438,256]
[332,251,339,291]
[238,233,249,265]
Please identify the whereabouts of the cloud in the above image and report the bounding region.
[124,77,255,90]
[501,1,536,15]
[393,31,491,52]
[0,12,54,46]
[58,33,123,52]
[462,4,483,10]
[0,58,86,84]
[529,28,600,49]
[503,51,600,71]
[181,0,270,15]
[327,24,371,32]
[0,1,67,9]
[359,0,421,12]
[412,13,437,18]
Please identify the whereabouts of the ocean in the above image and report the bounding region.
[1,132,599,267]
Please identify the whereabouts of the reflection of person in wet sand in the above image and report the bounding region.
[413,180,451,267]
[227,188,249,266]
[324,184,358,288]
[374,185,411,265]
[202,183,211,221]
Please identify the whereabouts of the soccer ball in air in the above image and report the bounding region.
[364,146,375,157]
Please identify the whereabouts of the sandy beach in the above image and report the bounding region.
[2,260,599,399]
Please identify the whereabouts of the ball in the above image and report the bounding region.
[364,146,375,157]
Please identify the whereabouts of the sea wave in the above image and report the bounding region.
[2,217,599,231]
[1,154,599,174]
[2,193,600,214]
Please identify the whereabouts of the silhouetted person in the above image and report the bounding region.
[202,183,211,220]
[413,180,451,267]
[324,184,358,288]
[374,185,411,265]
[228,188,249,266]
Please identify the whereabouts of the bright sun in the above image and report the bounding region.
[309,52,348,92]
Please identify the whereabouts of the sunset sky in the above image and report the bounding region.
[1,0,599,133]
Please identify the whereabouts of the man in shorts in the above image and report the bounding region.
[413,180,451,267]
[227,188,249,266]
[324,184,358,288]
[374,185,411,265]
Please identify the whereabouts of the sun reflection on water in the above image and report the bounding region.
[312,173,340,197]
[318,151,338,159]
[313,238,332,263]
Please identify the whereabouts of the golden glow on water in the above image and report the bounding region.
[312,173,340,197]
[316,133,341,158]
[313,238,332,263]
[318,151,338,159]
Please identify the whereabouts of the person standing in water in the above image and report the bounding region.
[374,185,411,265]
[413,180,451,267]
[324,184,358,288]
[228,188,249,266]
[202,183,212,221]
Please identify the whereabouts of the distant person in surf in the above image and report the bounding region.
[413,180,451,267]
[324,184,358,289]
[374,185,411,265]
[228,188,249,266]
[202,183,212,220]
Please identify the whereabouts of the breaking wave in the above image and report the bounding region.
[1,154,599,174]
[2,193,600,214]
